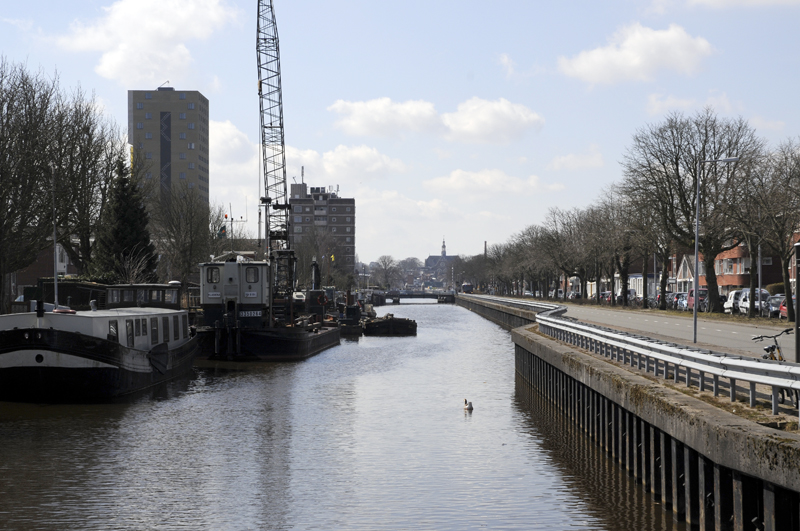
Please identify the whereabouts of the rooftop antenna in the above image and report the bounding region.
[301,166,304,183]
[158,80,170,88]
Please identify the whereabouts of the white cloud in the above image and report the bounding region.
[2,18,33,31]
[442,97,544,143]
[499,53,516,78]
[329,96,543,144]
[209,119,260,208]
[328,98,442,137]
[286,144,406,188]
[704,91,734,113]
[647,93,696,115]
[547,144,604,171]
[557,23,714,85]
[423,169,562,201]
[57,0,238,87]
[689,0,800,6]
[750,115,786,132]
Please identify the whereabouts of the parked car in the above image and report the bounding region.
[523,290,533,297]
[668,292,686,309]
[677,293,688,311]
[764,295,784,318]
[780,296,796,320]
[616,288,637,304]
[723,290,742,314]
[738,288,770,315]
[687,288,708,311]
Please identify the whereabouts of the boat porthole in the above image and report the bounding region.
[24,333,29,340]
[35,354,44,364]
[36,332,42,339]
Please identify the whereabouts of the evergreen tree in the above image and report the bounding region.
[92,163,158,282]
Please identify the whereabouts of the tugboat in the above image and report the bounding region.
[195,252,340,361]
[0,282,199,402]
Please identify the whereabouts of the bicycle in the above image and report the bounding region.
[752,328,798,407]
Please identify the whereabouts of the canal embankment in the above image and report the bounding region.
[458,294,800,530]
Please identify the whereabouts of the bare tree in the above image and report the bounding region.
[621,108,764,312]
[374,255,400,289]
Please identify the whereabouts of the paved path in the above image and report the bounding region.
[558,302,795,360]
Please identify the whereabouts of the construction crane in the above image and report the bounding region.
[256,0,295,322]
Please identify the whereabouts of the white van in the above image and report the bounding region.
[738,288,770,315]
[723,290,741,314]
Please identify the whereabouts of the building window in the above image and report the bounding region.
[145,132,152,139]
[346,207,351,212]
[294,226,302,233]
[188,123,195,130]
[145,112,152,119]
[305,207,311,212]
[188,103,195,109]
[136,102,144,109]
[179,153,186,160]
[331,227,337,232]
[179,172,186,179]
[294,216,302,223]
[293,205,302,213]
[179,92,186,100]
[346,217,351,222]
[136,122,143,129]
[145,152,152,159]
[188,143,195,149]
[188,162,195,169]
[179,113,186,119]
[331,217,336,222]
[180,132,186,139]
[331,207,337,212]
[346,227,351,232]
[346,237,351,242]
[145,92,152,99]
[137,142,143,149]
[346,247,351,252]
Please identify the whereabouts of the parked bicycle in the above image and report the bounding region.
[752,328,798,407]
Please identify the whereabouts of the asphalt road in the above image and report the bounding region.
[558,303,797,361]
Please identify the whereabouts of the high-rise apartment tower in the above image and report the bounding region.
[127,87,210,203]
[289,183,356,267]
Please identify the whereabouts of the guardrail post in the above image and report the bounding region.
[771,387,779,415]
[699,371,705,392]
[730,378,737,403]
[749,382,756,408]
[713,375,719,397]
[674,363,679,383]
[686,366,691,387]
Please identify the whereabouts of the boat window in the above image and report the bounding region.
[135,319,141,336]
[109,290,120,304]
[246,267,259,283]
[123,290,134,302]
[163,316,170,343]
[150,317,158,344]
[142,318,148,338]
[108,320,118,342]
[207,267,220,284]
[126,320,135,347]
[137,290,147,304]
[165,289,177,304]
[173,315,179,340]
[151,290,162,302]
[182,315,188,339]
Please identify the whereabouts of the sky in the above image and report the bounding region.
[3,0,800,264]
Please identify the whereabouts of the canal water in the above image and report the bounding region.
[0,302,687,530]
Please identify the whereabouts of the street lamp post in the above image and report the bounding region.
[693,156,739,343]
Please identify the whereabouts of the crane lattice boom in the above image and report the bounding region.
[256,0,288,249]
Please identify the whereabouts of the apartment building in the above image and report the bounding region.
[289,183,356,267]
[127,87,209,203]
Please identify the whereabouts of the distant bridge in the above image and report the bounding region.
[386,291,456,303]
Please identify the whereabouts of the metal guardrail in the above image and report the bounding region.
[462,293,800,421]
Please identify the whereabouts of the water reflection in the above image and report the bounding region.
[0,301,683,530]
[514,379,688,531]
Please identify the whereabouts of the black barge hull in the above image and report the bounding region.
[196,325,341,361]
[0,328,199,402]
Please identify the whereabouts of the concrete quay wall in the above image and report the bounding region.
[458,295,800,530]
[456,295,537,330]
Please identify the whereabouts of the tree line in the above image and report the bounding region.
[456,108,800,319]
[0,59,247,312]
